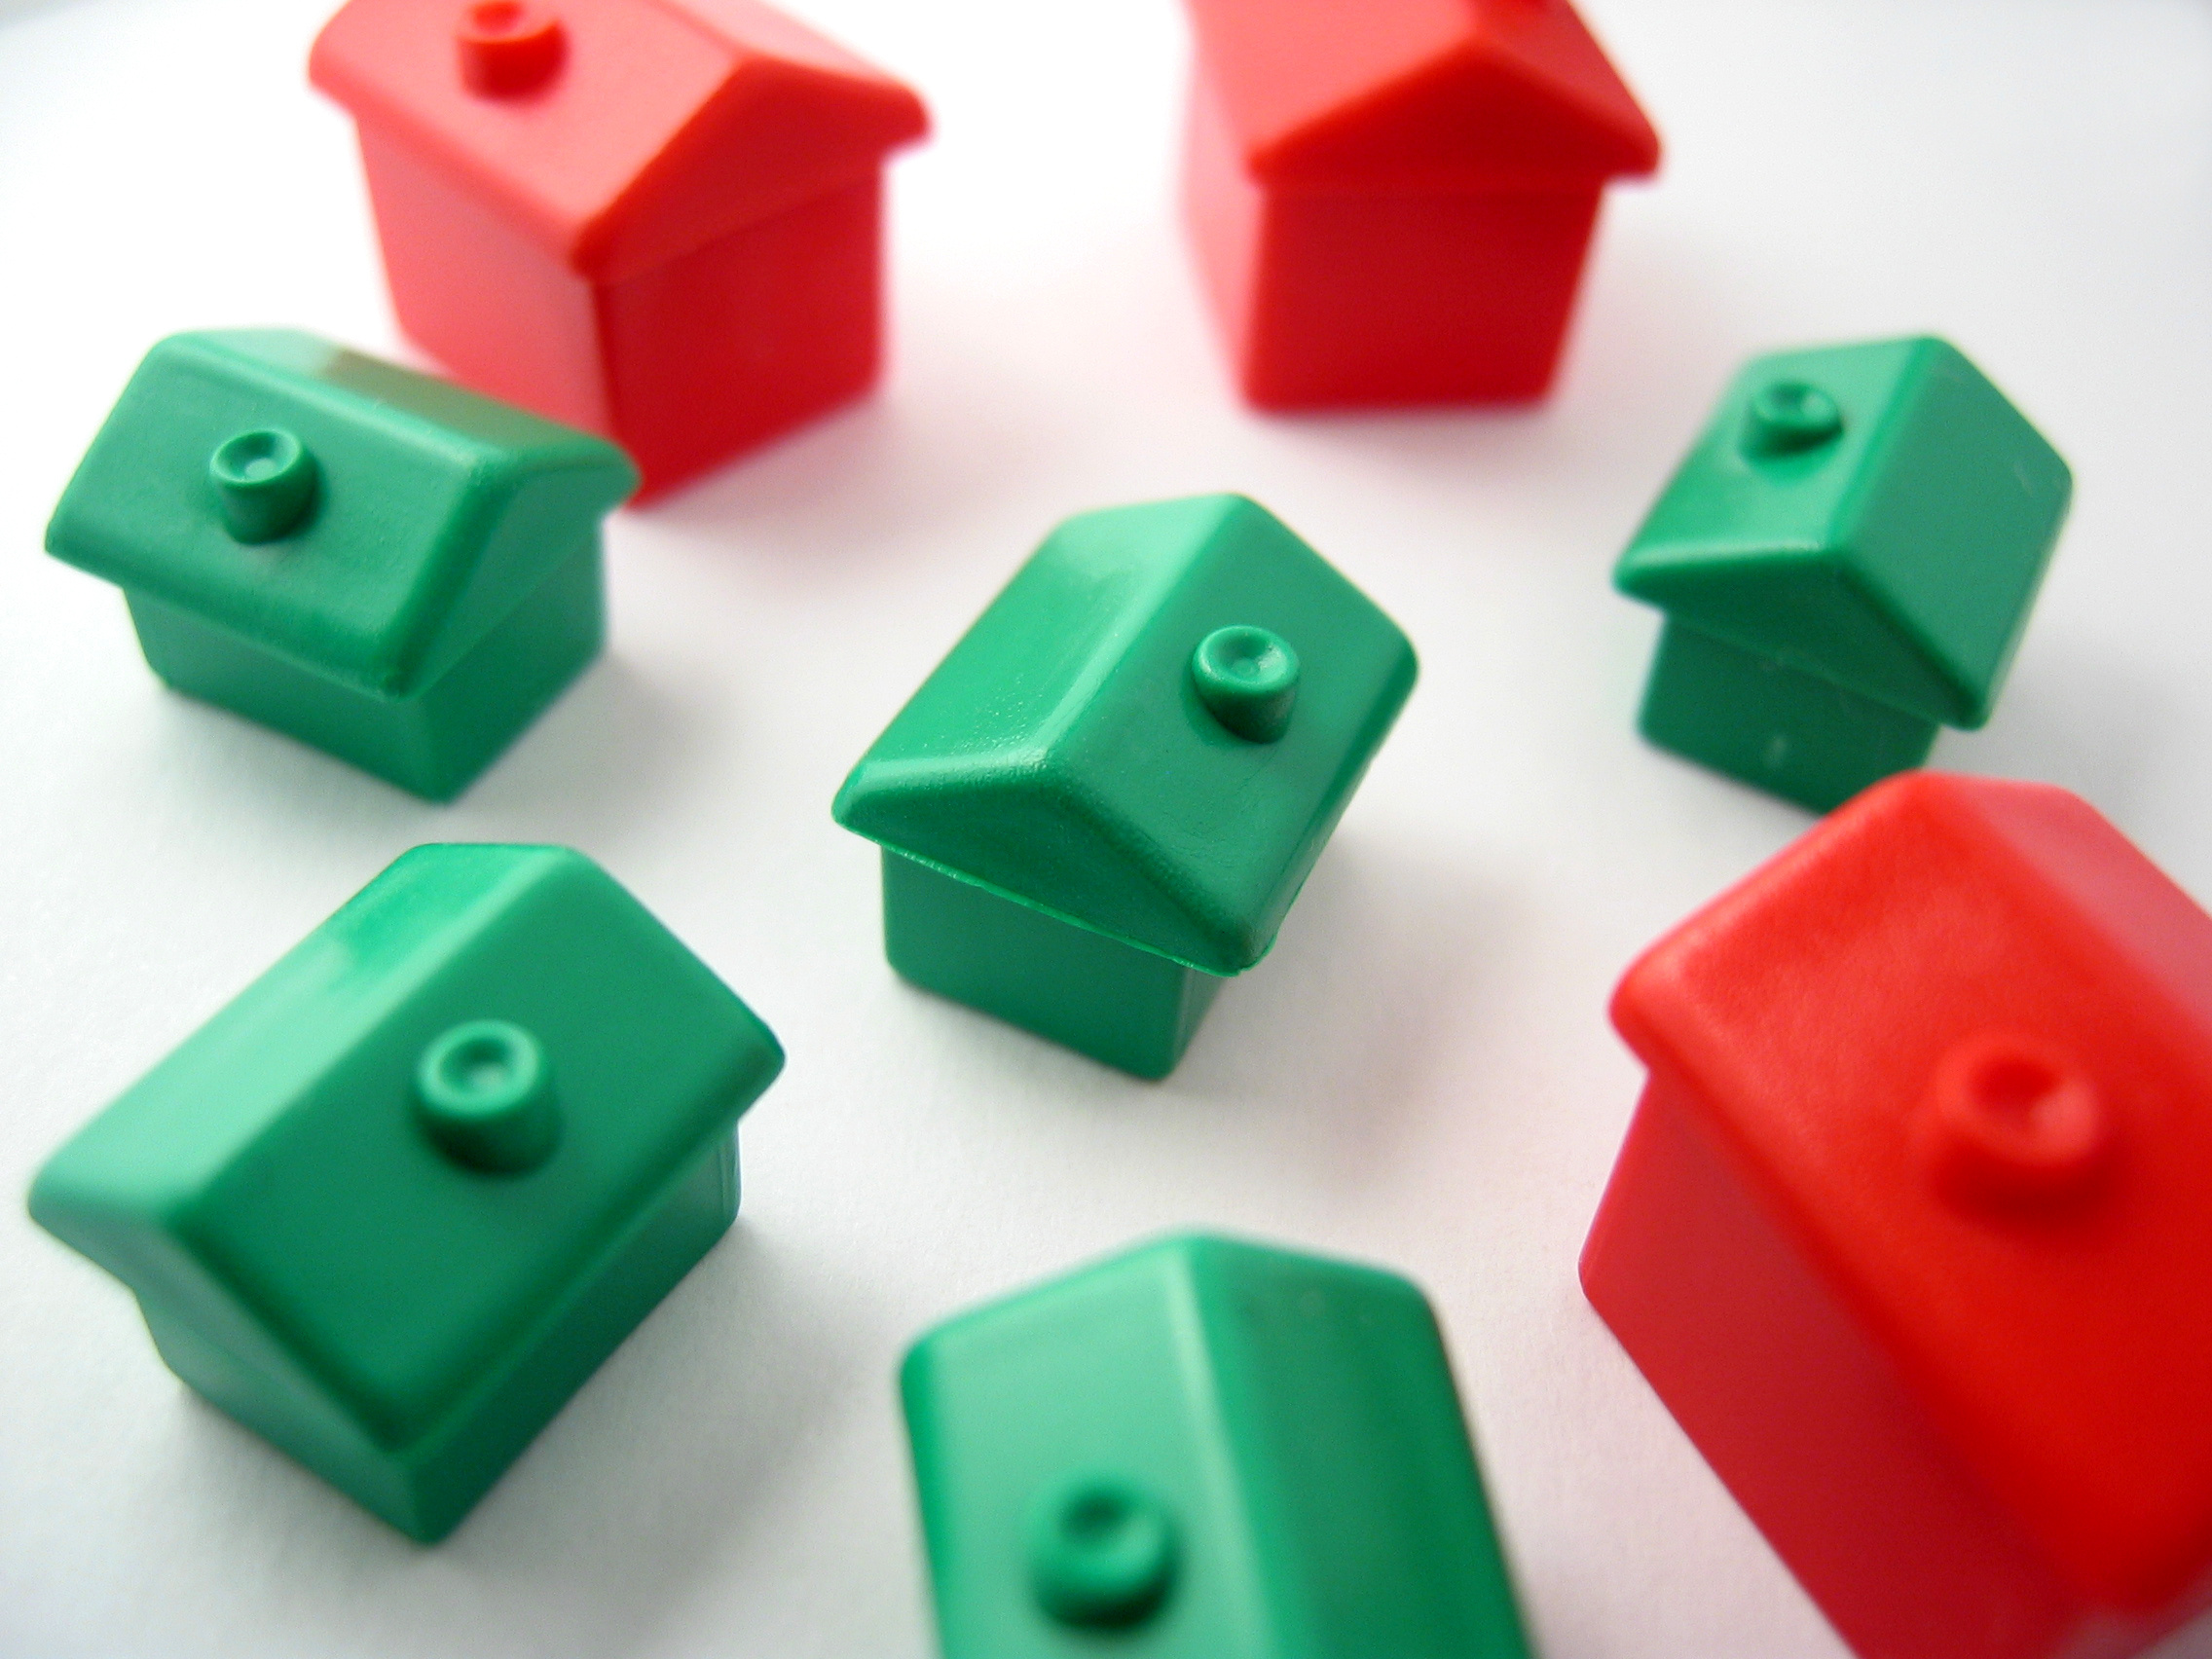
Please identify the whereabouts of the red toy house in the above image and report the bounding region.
[311,0,928,498]
[1179,0,1659,410]
[1582,771,2212,1659]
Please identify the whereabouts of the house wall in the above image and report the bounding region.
[1251,183,1599,409]
[596,174,886,498]
[1183,91,1605,413]
[354,136,887,498]
[1181,68,1267,392]
[355,129,610,435]
[879,850,1224,1081]
[1579,1072,2161,1659]
[125,538,603,800]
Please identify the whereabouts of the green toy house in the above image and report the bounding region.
[832,495,1417,1079]
[28,843,782,1542]
[903,1234,1531,1658]
[1616,336,2071,811]
[46,330,638,800]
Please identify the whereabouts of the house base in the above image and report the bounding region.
[1638,620,1939,813]
[139,1132,740,1543]
[881,850,1225,1081]
[1580,1076,2199,1659]
[1182,72,1601,409]
[127,537,603,800]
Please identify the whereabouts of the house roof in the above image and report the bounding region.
[832,496,1418,977]
[1615,337,2073,728]
[46,331,636,698]
[903,1235,1522,1655]
[1183,0,1659,189]
[28,844,782,1461]
[1612,771,2212,1611]
[311,0,929,282]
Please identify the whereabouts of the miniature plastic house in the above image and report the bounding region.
[903,1234,1530,1658]
[311,0,929,498]
[1616,337,2072,811]
[1582,771,2212,1659]
[832,495,1417,1080]
[29,844,783,1542]
[46,330,637,800]
[1180,0,1658,409]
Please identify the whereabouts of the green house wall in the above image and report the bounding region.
[129,537,604,800]
[883,851,1224,1080]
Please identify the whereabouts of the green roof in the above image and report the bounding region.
[46,331,637,697]
[832,496,1418,976]
[28,844,781,1458]
[1615,337,2071,727]
[902,1234,1529,1657]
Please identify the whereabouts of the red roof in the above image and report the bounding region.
[1183,0,1659,188]
[1614,771,2212,1611]
[312,0,928,283]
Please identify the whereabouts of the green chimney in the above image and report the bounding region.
[833,495,1417,1078]
[1616,337,2071,810]
[903,1234,1530,1658]
[27,844,782,1542]
[46,331,639,799]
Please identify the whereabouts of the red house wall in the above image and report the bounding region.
[1183,71,1602,410]
[598,175,884,498]
[358,133,886,498]
[1579,1073,2149,1659]
[360,129,609,434]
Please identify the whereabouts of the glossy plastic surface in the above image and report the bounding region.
[1617,337,2072,809]
[834,495,1417,977]
[1180,0,1657,409]
[880,850,1223,1081]
[903,1233,1530,1658]
[311,0,929,497]
[1581,771,2212,1659]
[1634,619,1940,814]
[45,330,636,799]
[28,844,784,1543]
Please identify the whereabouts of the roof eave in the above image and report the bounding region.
[1615,542,1985,729]
[834,764,1263,978]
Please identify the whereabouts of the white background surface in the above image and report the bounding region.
[4,0,2212,1653]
